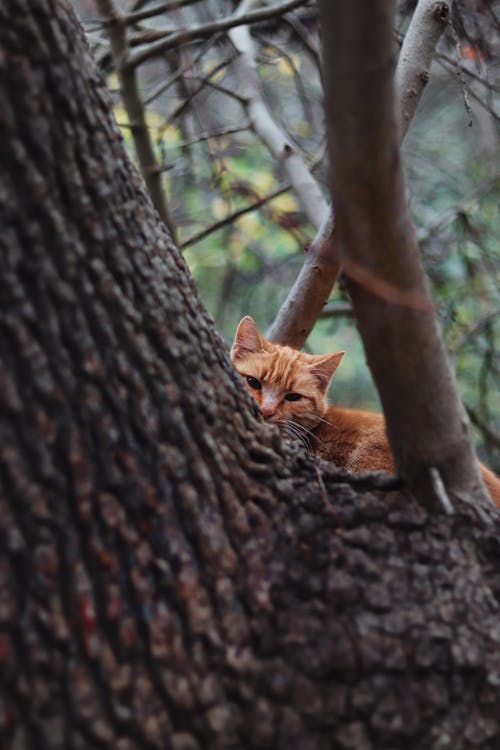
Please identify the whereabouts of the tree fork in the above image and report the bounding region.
[318,0,491,509]
[269,0,450,348]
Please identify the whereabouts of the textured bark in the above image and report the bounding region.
[1,2,500,749]
[319,0,491,510]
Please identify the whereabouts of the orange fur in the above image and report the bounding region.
[231,316,500,507]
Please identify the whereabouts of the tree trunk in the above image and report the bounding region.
[1,2,500,749]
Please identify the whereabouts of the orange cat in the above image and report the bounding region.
[231,316,500,507]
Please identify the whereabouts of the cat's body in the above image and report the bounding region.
[313,406,393,472]
[231,316,500,507]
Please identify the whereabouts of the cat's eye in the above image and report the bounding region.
[247,376,261,390]
[285,393,302,401]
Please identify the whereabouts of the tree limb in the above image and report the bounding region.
[179,183,292,249]
[266,213,339,344]
[319,0,491,507]
[126,0,311,69]
[95,0,177,241]
[395,0,450,138]
[269,0,450,347]
[228,12,328,230]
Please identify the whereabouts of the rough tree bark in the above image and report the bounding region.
[1,2,500,749]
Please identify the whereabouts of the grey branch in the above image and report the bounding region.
[318,0,492,508]
[269,0,450,348]
[95,0,177,242]
[127,0,310,70]
[228,14,328,231]
[179,183,292,249]
[395,0,450,138]
[266,212,338,345]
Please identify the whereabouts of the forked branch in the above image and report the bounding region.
[228,1,328,230]
[268,0,450,347]
[319,0,491,508]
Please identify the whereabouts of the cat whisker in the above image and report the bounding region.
[291,422,320,440]
[281,423,309,446]
[277,418,322,450]
[314,414,338,429]
[278,419,310,449]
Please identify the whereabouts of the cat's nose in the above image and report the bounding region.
[260,404,276,419]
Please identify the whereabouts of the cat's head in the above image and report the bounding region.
[231,316,344,432]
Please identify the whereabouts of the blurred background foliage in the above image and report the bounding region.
[77,0,499,468]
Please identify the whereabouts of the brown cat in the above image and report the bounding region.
[231,316,500,507]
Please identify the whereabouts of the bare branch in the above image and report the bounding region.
[124,0,205,26]
[280,12,321,71]
[270,0,450,347]
[175,125,251,148]
[266,213,339,345]
[318,301,354,319]
[127,0,311,69]
[436,56,500,124]
[168,57,240,121]
[95,0,177,241]
[433,48,500,95]
[258,35,315,127]
[318,0,491,507]
[228,16,328,229]
[143,34,223,105]
[395,0,450,138]
[179,183,291,249]
[417,176,499,245]
[181,75,248,107]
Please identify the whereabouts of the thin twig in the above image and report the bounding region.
[127,0,311,69]
[314,464,335,514]
[228,8,328,229]
[144,34,223,105]
[429,467,454,514]
[95,0,177,241]
[318,302,354,319]
[179,184,292,249]
[175,125,250,148]
[124,0,205,26]
[269,0,450,347]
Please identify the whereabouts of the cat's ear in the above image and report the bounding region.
[309,351,345,391]
[231,316,266,361]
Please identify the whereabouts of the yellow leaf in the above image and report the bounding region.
[159,123,181,144]
[249,170,276,192]
[145,109,164,130]
[107,72,119,90]
[113,104,129,126]
[237,213,261,235]
[211,198,227,220]
[277,57,295,78]
[272,193,299,213]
